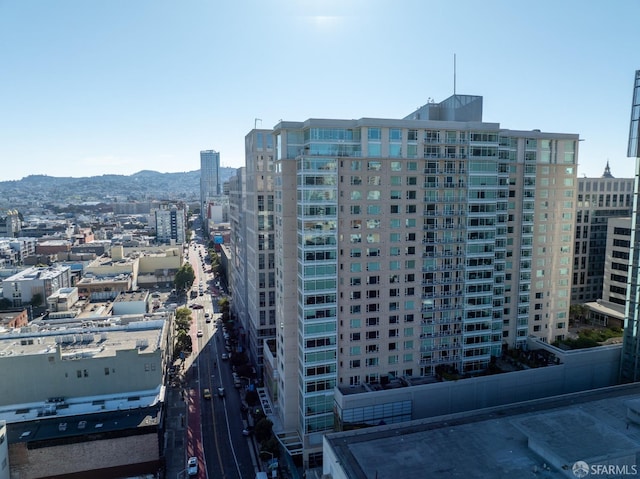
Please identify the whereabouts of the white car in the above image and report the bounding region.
[197,330,203,337]
[187,456,198,476]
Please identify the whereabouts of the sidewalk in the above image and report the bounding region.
[164,379,187,479]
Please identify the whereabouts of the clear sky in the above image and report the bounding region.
[1,0,639,181]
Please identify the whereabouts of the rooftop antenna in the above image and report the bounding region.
[254,118,262,129]
[453,53,457,96]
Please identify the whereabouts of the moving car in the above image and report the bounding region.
[203,388,211,399]
[221,352,229,360]
[187,456,198,476]
[217,387,225,397]
[197,330,203,337]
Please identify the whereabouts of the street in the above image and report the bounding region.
[167,234,258,479]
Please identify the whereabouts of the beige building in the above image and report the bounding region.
[46,286,79,312]
[0,312,170,478]
[79,245,183,297]
[260,94,579,463]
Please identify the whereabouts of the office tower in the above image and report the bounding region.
[604,217,632,306]
[571,164,633,304]
[200,150,221,216]
[236,94,579,462]
[621,70,640,382]
[229,131,276,373]
[153,204,186,245]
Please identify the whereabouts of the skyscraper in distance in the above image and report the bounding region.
[200,149,221,218]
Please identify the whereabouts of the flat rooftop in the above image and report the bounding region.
[325,384,640,479]
[114,290,149,302]
[4,265,70,281]
[0,313,167,359]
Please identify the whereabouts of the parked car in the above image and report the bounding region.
[197,330,203,337]
[187,456,198,476]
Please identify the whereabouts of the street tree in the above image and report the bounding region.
[174,263,195,293]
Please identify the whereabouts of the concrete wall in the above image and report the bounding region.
[0,347,163,406]
[85,259,138,278]
[9,431,159,479]
[335,344,622,422]
[112,300,148,316]
[137,250,182,274]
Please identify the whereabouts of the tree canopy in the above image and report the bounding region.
[174,263,195,293]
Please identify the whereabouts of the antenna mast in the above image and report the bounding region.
[453,53,457,95]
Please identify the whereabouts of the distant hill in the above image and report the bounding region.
[0,167,237,205]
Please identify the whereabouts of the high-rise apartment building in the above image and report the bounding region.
[229,131,276,372]
[571,164,633,304]
[200,149,221,217]
[234,94,579,461]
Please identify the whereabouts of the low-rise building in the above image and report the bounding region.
[1,265,72,308]
[112,290,151,315]
[323,383,640,479]
[0,312,171,478]
[0,309,28,329]
[46,287,80,313]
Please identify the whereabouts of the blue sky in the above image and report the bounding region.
[1,0,639,181]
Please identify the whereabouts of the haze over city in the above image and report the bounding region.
[1,0,640,181]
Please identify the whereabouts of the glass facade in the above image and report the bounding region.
[297,153,338,434]
[622,70,640,382]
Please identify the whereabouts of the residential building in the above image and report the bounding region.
[1,265,72,308]
[200,149,221,214]
[0,210,21,237]
[263,93,579,461]
[571,164,633,303]
[228,167,248,350]
[153,204,186,245]
[229,130,276,373]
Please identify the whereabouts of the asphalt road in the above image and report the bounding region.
[187,238,258,479]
